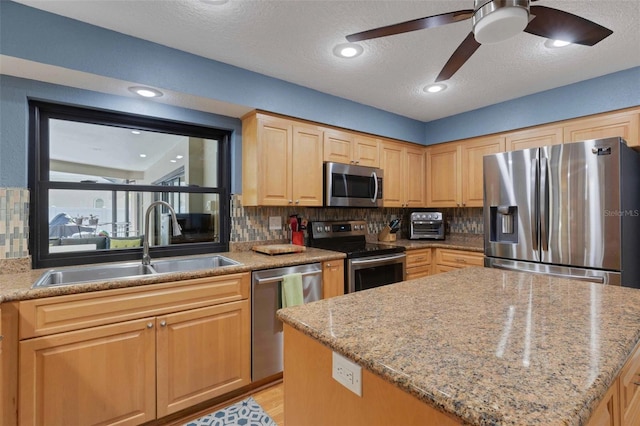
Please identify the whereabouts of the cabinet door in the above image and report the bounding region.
[620,342,640,426]
[380,141,404,207]
[587,380,620,426]
[323,130,353,164]
[563,111,639,148]
[353,135,380,167]
[258,117,293,205]
[322,260,345,299]
[404,145,426,207]
[461,136,505,207]
[292,126,324,206]
[505,125,563,151]
[426,143,460,207]
[156,300,250,417]
[19,318,156,426]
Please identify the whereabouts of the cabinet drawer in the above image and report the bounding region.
[406,249,431,268]
[435,249,484,268]
[406,264,432,280]
[19,272,250,339]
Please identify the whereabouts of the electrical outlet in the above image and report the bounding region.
[332,351,362,396]
[268,216,282,231]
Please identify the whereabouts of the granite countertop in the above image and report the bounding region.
[385,233,484,252]
[277,267,640,426]
[0,248,345,303]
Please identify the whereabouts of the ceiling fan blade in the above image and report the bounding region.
[525,5,613,46]
[346,9,473,42]
[435,32,481,82]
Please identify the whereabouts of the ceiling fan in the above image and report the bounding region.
[346,0,613,82]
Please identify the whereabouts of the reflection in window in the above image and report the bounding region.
[30,101,231,268]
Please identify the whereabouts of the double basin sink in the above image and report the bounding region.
[33,255,241,288]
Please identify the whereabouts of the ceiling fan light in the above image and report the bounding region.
[424,83,447,93]
[473,1,529,44]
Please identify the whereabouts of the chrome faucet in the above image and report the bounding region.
[142,201,182,266]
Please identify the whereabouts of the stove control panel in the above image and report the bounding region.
[310,220,368,239]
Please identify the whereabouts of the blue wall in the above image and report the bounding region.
[423,67,640,144]
[1,1,639,189]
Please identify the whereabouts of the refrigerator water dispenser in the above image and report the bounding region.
[490,205,518,243]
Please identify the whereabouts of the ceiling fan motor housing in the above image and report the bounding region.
[473,0,530,44]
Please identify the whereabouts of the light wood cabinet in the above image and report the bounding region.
[406,248,432,280]
[426,142,459,207]
[242,112,323,206]
[381,140,426,207]
[460,136,505,207]
[587,380,620,426]
[427,136,504,208]
[563,110,639,148]
[323,131,380,167]
[433,249,484,273]
[322,260,345,299]
[505,124,563,151]
[18,273,251,425]
[620,341,640,425]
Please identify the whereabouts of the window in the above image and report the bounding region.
[29,101,232,268]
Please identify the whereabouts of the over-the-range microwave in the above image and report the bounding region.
[324,162,383,208]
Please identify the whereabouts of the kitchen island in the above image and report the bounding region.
[277,267,640,425]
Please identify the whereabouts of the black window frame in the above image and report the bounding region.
[28,100,232,269]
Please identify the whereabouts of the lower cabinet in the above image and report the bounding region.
[406,249,432,280]
[434,248,484,273]
[587,381,619,426]
[322,260,345,299]
[620,340,640,425]
[17,273,251,425]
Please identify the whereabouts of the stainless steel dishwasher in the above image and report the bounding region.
[251,263,323,382]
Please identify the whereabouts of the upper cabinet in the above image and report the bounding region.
[242,112,323,207]
[380,140,426,208]
[426,136,504,208]
[323,130,380,167]
[505,124,563,151]
[563,109,639,148]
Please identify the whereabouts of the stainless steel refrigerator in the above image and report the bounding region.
[484,137,640,287]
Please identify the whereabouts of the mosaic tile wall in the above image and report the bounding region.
[230,195,484,243]
[0,188,30,259]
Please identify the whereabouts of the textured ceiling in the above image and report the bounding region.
[12,0,640,122]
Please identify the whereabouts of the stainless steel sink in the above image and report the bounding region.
[150,255,241,274]
[33,262,157,288]
[32,255,242,288]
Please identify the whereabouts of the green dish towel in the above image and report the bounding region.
[281,273,304,308]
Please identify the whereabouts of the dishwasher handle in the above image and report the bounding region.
[254,270,322,286]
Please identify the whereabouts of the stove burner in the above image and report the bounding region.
[308,220,405,258]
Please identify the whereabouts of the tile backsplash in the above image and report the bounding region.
[0,188,30,259]
[0,189,483,260]
[230,195,483,242]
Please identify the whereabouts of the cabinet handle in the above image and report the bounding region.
[634,382,640,386]
[355,160,359,164]
[326,263,331,267]
[288,200,293,204]
[295,200,300,204]
[0,335,3,341]
[462,203,466,207]
[160,320,167,327]
[457,203,460,207]
[147,322,154,329]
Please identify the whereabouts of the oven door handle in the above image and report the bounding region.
[371,171,379,204]
[350,253,405,266]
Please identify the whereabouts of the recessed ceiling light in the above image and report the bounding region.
[128,86,163,98]
[131,130,141,135]
[170,159,177,163]
[423,83,447,94]
[333,43,363,58]
[176,155,184,159]
[545,39,572,48]
[139,154,147,158]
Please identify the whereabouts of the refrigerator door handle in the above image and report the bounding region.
[540,157,549,252]
[531,158,538,252]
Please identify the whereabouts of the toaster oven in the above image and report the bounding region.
[409,212,445,240]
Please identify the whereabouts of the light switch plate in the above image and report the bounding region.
[332,351,362,396]
[268,216,282,230]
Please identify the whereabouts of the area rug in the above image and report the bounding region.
[184,396,277,426]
